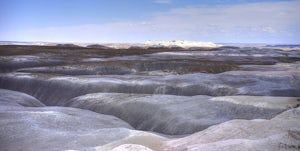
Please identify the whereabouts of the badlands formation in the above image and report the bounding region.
[144,40,220,48]
[0,41,300,151]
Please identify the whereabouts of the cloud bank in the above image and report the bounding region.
[2,0,300,43]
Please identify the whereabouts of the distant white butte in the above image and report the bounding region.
[145,40,220,48]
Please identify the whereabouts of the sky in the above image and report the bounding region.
[0,0,300,44]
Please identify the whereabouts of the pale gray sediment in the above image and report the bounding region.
[0,44,299,150]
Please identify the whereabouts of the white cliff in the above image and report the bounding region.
[145,40,220,48]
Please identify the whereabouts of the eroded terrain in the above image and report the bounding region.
[0,44,299,150]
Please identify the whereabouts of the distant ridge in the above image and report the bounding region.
[2,41,299,50]
[0,40,221,49]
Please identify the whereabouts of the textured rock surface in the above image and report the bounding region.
[0,96,138,151]
[0,55,65,72]
[210,95,300,109]
[110,144,154,151]
[1,99,298,151]
[0,88,45,107]
[0,66,299,107]
[98,131,166,151]
[0,44,299,150]
[164,107,300,151]
[16,60,236,75]
[64,93,299,135]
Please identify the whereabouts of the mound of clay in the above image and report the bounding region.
[165,107,300,151]
[0,67,299,107]
[0,88,45,107]
[0,104,135,150]
[64,93,299,135]
[111,144,154,151]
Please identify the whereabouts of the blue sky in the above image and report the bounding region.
[1,0,299,43]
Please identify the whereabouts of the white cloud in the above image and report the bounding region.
[2,1,300,43]
[154,0,173,4]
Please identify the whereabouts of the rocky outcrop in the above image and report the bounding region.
[0,88,45,107]
[64,93,299,135]
[0,90,140,151]
[210,95,300,109]
[0,66,299,107]
[56,43,81,47]
[1,94,299,151]
[0,44,299,150]
[86,44,112,49]
[164,107,300,151]
[110,144,154,151]
[16,60,237,75]
[145,40,220,48]
[0,55,65,72]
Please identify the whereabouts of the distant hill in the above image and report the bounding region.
[86,44,111,49]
